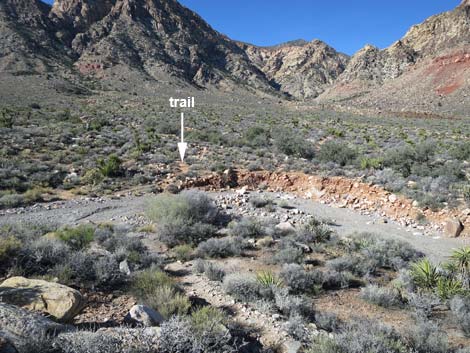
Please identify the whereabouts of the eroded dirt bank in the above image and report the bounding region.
[177,169,470,238]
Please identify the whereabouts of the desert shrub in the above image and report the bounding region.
[81,168,104,186]
[150,286,191,319]
[360,285,402,308]
[250,196,273,209]
[406,317,449,353]
[173,244,194,262]
[93,255,126,288]
[132,268,190,319]
[192,258,206,274]
[318,141,357,166]
[0,107,15,128]
[322,270,357,290]
[450,296,470,336]
[296,220,333,244]
[98,154,122,177]
[306,319,408,353]
[159,316,197,353]
[56,225,95,250]
[360,157,384,170]
[279,264,318,294]
[196,236,245,258]
[243,126,270,147]
[53,331,124,353]
[348,233,421,270]
[19,237,71,275]
[223,273,262,302]
[0,236,21,267]
[229,218,265,238]
[315,312,340,332]
[273,128,315,159]
[66,251,97,283]
[271,246,304,265]
[203,262,226,282]
[407,292,441,318]
[450,141,470,161]
[146,191,219,247]
[273,287,314,318]
[327,254,377,277]
[285,313,308,341]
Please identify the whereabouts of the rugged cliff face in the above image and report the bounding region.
[0,0,71,72]
[242,40,350,98]
[317,0,470,115]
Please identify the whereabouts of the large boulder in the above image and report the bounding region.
[0,277,84,321]
[444,218,464,238]
[0,303,67,353]
[124,305,164,327]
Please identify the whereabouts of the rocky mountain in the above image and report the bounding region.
[0,0,72,73]
[1,0,275,91]
[241,40,350,98]
[0,0,469,115]
[318,0,470,115]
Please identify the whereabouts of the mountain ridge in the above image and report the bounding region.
[0,0,469,115]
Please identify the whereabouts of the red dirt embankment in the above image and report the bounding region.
[177,170,470,237]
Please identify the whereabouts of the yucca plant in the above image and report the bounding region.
[436,277,464,300]
[410,258,440,290]
[450,247,470,288]
[256,270,283,287]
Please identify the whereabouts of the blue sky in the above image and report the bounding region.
[41,0,461,55]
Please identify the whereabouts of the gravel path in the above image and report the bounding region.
[0,191,467,263]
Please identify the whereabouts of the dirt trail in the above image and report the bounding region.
[166,261,292,349]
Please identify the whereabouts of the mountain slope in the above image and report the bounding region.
[318,0,470,115]
[241,40,349,98]
[0,0,72,73]
[47,0,275,90]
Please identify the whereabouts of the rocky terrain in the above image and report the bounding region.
[1,1,470,352]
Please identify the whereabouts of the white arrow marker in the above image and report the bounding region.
[177,112,188,162]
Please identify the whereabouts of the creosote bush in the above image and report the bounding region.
[146,191,219,247]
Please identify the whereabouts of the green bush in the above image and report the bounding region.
[0,236,21,266]
[56,225,95,250]
[318,141,357,166]
[146,191,219,247]
[132,268,190,319]
[98,154,122,177]
[273,128,315,159]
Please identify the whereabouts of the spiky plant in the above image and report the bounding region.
[450,247,470,288]
[256,270,283,287]
[436,277,464,300]
[410,258,440,290]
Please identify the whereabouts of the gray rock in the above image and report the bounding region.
[444,218,464,237]
[124,305,164,327]
[119,260,131,275]
[283,339,302,353]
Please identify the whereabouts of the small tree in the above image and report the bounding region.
[0,108,15,129]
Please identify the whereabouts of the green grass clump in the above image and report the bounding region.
[56,225,95,250]
[132,267,190,319]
